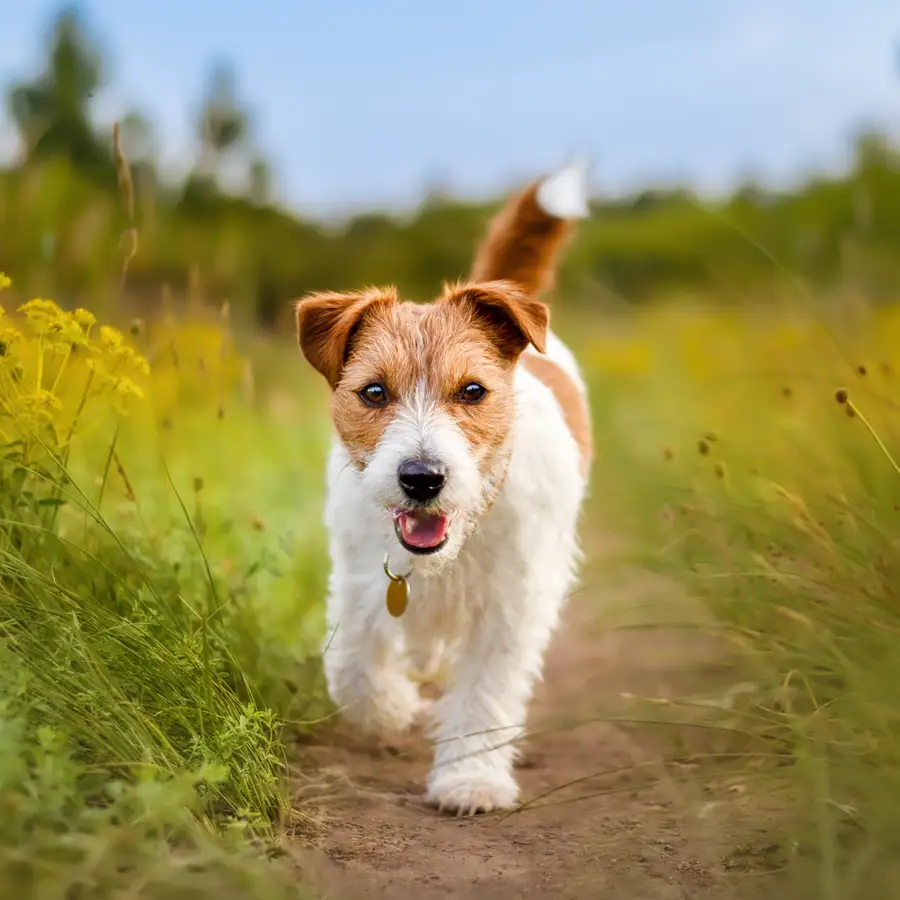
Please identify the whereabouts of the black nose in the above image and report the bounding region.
[398,459,446,503]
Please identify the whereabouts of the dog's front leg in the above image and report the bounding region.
[322,577,425,737]
[425,574,567,815]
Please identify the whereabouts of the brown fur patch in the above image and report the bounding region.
[296,171,589,475]
[295,287,398,387]
[331,294,524,468]
[521,354,592,475]
[441,281,549,360]
[469,180,575,298]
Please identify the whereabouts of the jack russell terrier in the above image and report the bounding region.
[295,160,592,816]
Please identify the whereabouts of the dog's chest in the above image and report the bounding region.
[401,508,520,641]
[403,556,486,641]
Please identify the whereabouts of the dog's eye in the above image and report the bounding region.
[459,382,487,404]
[359,383,389,407]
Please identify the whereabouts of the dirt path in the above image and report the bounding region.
[290,565,778,899]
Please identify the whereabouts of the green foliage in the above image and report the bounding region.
[8,6,114,188]
[0,283,328,897]
[579,304,900,898]
[6,10,900,330]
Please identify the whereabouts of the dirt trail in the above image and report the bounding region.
[291,565,776,899]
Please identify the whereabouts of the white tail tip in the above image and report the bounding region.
[535,156,591,220]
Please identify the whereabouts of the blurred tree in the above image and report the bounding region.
[196,62,248,184]
[7,5,113,185]
[117,110,155,166]
[248,156,271,206]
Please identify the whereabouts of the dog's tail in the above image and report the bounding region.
[469,158,590,298]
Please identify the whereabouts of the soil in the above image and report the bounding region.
[288,560,787,900]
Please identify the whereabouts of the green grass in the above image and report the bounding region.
[574,300,900,898]
[5,269,900,900]
[0,291,332,897]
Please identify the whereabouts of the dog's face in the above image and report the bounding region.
[296,281,549,573]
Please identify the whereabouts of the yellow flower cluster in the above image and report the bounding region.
[0,274,151,439]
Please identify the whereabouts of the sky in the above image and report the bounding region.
[1,0,898,218]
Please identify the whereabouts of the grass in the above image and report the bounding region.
[573,297,900,898]
[0,276,330,897]
[4,251,900,899]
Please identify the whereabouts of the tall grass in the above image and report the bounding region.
[577,299,900,898]
[0,276,329,897]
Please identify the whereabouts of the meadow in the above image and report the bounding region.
[0,278,332,898]
[1,251,899,897]
[579,294,900,898]
[6,9,900,894]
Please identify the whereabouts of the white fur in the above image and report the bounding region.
[535,156,591,220]
[319,329,589,815]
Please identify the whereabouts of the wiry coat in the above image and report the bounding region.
[296,161,592,815]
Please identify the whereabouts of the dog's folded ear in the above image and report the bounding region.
[445,280,549,362]
[294,288,397,388]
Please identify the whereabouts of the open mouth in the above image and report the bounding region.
[391,508,452,555]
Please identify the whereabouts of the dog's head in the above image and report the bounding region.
[296,280,549,573]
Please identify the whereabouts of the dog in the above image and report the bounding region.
[295,160,593,816]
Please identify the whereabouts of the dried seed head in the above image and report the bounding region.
[714,462,725,479]
[193,477,204,493]
[698,439,710,456]
[845,405,856,418]
[835,389,848,404]
[857,364,867,376]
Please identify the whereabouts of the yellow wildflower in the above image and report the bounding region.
[18,298,63,320]
[111,375,145,416]
[86,358,110,380]
[18,299,67,339]
[0,273,10,290]
[73,308,97,328]
[114,376,144,400]
[115,345,151,375]
[18,390,64,425]
[99,326,124,352]
[0,326,22,348]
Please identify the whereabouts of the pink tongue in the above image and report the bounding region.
[397,511,449,548]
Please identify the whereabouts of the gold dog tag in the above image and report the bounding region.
[386,576,409,618]
[383,553,411,618]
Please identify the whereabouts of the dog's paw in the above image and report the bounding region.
[338,673,426,737]
[425,769,519,817]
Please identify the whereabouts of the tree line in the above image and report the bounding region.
[3,6,900,328]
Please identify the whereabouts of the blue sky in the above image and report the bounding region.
[1,1,898,217]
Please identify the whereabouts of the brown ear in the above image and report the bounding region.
[445,279,549,361]
[294,287,397,387]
